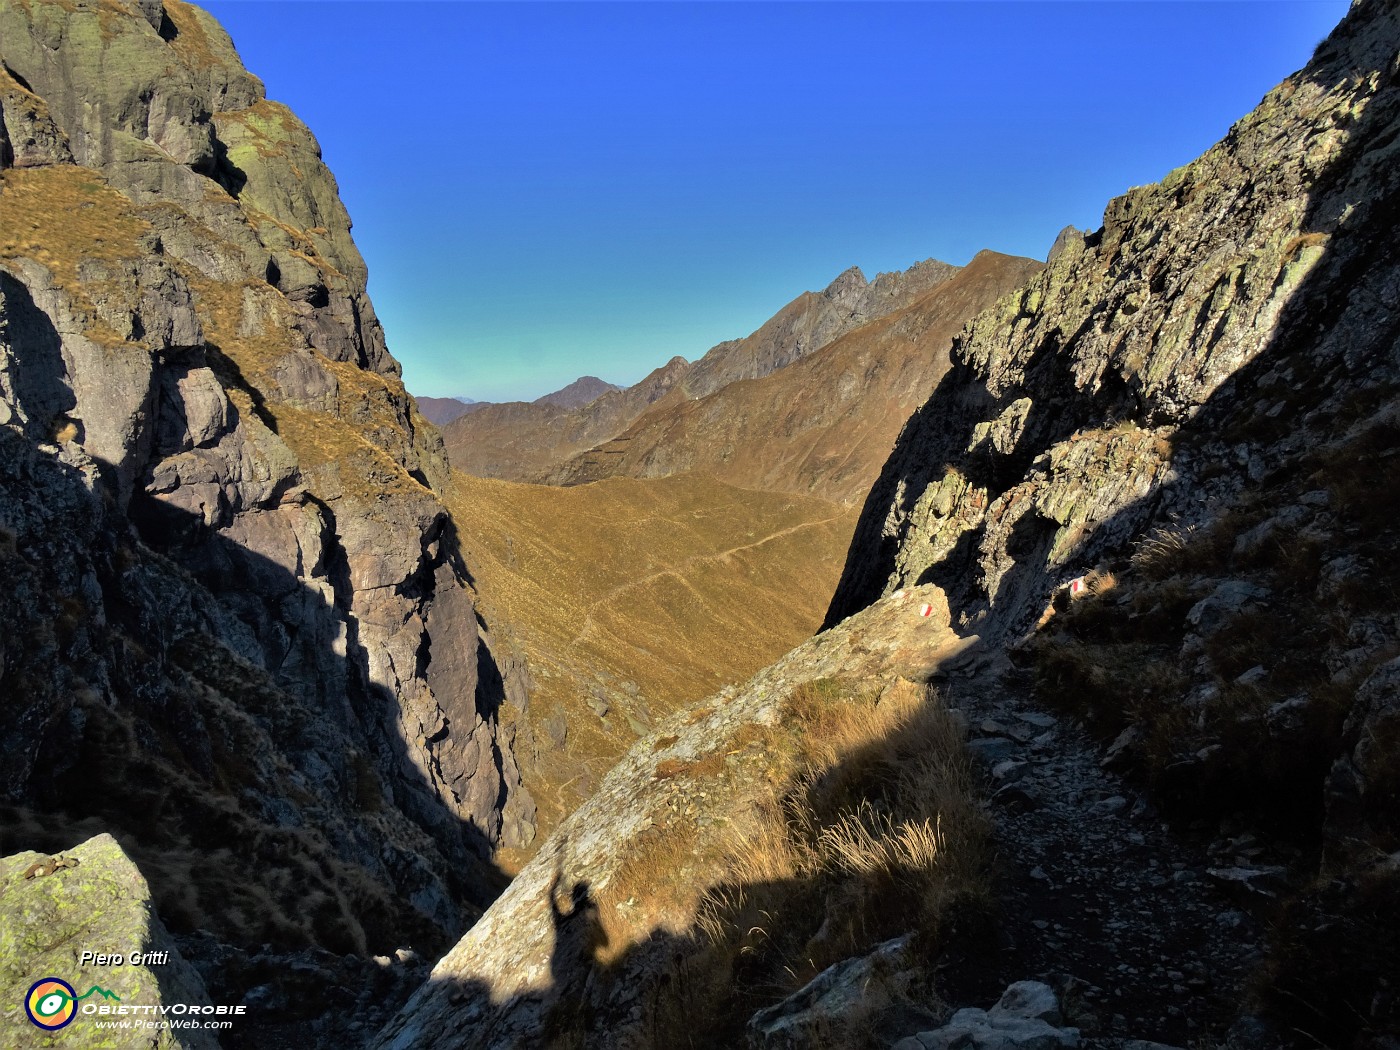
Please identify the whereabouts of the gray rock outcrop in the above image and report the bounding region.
[0,0,532,963]
[827,0,1400,643]
[747,935,940,1050]
[825,0,1400,1042]
[893,981,1080,1050]
[1,833,216,1049]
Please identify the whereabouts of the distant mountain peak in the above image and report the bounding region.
[533,375,621,410]
[416,395,481,425]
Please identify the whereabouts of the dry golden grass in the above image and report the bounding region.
[164,0,235,72]
[818,807,945,877]
[446,470,858,840]
[0,166,151,346]
[599,676,989,1046]
[1082,568,1117,597]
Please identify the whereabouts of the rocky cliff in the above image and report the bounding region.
[822,0,1400,1042]
[442,259,960,482]
[0,0,532,970]
[827,1,1398,637]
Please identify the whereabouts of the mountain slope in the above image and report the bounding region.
[417,395,477,425]
[446,470,857,841]
[0,0,531,966]
[533,375,620,409]
[548,250,1043,503]
[442,259,958,481]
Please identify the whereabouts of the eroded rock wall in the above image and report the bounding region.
[827,0,1400,640]
[0,0,532,955]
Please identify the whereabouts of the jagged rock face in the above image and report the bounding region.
[822,2,1400,1042]
[0,0,532,955]
[827,0,1400,638]
[680,257,961,401]
[549,251,1044,503]
[442,258,961,482]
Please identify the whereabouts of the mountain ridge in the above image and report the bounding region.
[417,395,479,425]
[442,256,960,481]
[546,249,1045,503]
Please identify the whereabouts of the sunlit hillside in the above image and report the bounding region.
[446,470,858,846]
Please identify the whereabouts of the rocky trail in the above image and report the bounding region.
[929,659,1272,1048]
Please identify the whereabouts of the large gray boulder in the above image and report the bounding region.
[0,834,216,1049]
[892,981,1080,1050]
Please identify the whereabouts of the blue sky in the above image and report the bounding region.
[204,1,1350,403]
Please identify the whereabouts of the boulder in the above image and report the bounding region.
[893,981,1080,1050]
[0,834,216,1049]
[746,935,936,1049]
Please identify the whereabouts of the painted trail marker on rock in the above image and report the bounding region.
[919,603,935,617]
[1067,576,1087,596]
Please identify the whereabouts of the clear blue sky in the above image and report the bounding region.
[203,1,1349,403]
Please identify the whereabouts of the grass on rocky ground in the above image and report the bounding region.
[591,677,991,1048]
[1029,405,1400,1046]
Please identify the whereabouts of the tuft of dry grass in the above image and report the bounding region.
[1131,523,1202,578]
[817,806,945,877]
[586,676,989,1047]
[691,679,986,1030]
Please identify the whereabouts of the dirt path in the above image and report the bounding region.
[933,661,1267,1046]
[570,512,852,645]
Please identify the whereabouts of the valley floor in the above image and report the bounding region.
[447,470,858,842]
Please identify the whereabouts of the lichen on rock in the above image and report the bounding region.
[0,833,215,1049]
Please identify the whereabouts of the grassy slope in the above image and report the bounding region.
[446,470,858,849]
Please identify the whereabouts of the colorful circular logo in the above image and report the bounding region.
[25,977,77,1030]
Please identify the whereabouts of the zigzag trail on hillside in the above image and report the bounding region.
[569,510,854,647]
